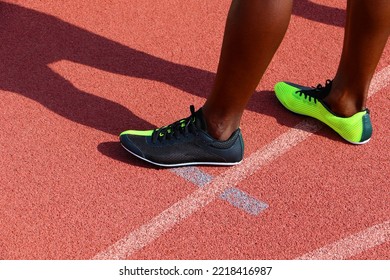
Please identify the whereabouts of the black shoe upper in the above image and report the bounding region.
[120,106,244,167]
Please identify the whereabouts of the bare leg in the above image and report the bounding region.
[325,0,390,117]
[202,0,293,140]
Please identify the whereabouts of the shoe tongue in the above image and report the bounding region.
[194,107,207,131]
[312,80,332,100]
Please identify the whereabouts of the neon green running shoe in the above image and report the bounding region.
[274,80,372,144]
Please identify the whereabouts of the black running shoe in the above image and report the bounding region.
[119,105,244,167]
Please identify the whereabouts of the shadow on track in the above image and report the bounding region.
[0,2,214,136]
[293,0,345,28]
[0,2,346,163]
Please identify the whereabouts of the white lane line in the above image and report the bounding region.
[297,221,390,260]
[171,166,213,187]
[93,120,320,260]
[170,166,213,187]
[93,66,390,260]
[220,187,269,215]
[368,65,390,97]
[172,166,269,215]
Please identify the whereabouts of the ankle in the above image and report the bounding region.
[323,87,366,117]
[202,106,241,141]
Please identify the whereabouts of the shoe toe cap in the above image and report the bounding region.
[119,133,145,158]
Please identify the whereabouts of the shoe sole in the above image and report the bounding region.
[121,144,242,168]
[345,138,370,145]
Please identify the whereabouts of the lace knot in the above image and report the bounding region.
[151,105,199,143]
[296,79,332,103]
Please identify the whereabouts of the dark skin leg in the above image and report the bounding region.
[202,0,293,140]
[203,0,390,140]
[325,0,390,117]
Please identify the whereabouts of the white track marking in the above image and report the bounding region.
[297,221,390,260]
[93,120,322,260]
[93,66,390,260]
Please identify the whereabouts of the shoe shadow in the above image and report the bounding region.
[1,2,346,165]
[97,141,158,169]
[247,90,300,128]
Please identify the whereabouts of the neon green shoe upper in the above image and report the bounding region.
[274,80,372,144]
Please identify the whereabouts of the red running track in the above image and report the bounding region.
[0,0,389,259]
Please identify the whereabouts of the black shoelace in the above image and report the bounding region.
[296,79,332,103]
[151,105,199,143]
